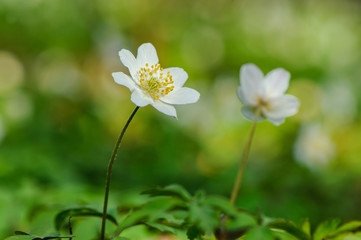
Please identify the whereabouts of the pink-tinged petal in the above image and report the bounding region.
[119,49,138,79]
[263,95,300,120]
[240,63,264,105]
[163,67,188,87]
[130,89,153,107]
[151,100,177,118]
[112,72,136,92]
[137,43,159,68]
[161,87,200,105]
[263,68,290,99]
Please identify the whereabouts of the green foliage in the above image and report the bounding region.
[6,184,361,240]
[5,231,74,240]
[243,226,274,240]
[267,219,311,240]
[123,185,258,239]
[313,219,361,240]
[112,194,186,238]
[141,184,192,201]
[54,206,118,231]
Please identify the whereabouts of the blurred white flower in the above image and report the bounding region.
[112,43,200,118]
[294,123,335,170]
[3,91,33,124]
[0,51,24,95]
[237,63,300,125]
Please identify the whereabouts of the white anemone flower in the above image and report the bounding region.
[237,63,300,125]
[112,43,200,118]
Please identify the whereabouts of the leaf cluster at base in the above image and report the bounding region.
[6,184,361,240]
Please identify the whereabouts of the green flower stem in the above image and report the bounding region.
[230,107,261,206]
[100,106,140,240]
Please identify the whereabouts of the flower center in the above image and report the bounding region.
[138,63,174,100]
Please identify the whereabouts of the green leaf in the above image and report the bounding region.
[141,184,192,201]
[14,231,31,236]
[203,195,238,217]
[145,222,177,234]
[300,219,311,236]
[189,199,219,234]
[54,206,118,231]
[5,236,38,240]
[268,219,310,240]
[226,211,258,231]
[42,232,74,239]
[331,233,361,240]
[333,221,361,235]
[148,212,184,226]
[113,197,185,238]
[5,232,74,240]
[112,237,130,240]
[313,219,341,240]
[186,225,204,240]
[271,230,299,240]
[243,226,274,240]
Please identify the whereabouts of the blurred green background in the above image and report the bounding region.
[1,0,361,238]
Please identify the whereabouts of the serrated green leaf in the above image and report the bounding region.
[141,184,192,201]
[112,198,184,238]
[143,196,184,212]
[203,196,238,217]
[112,208,158,237]
[313,219,341,240]
[189,199,219,234]
[268,219,310,240]
[54,206,118,231]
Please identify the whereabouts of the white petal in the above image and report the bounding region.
[112,72,136,91]
[163,67,188,87]
[119,49,138,79]
[263,95,300,119]
[264,68,290,98]
[161,87,200,105]
[240,63,264,105]
[136,43,159,68]
[151,100,177,118]
[237,86,246,102]
[267,117,285,126]
[241,106,264,122]
[130,89,153,107]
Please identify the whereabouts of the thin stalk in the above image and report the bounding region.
[100,106,140,240]
[230,107,261,206]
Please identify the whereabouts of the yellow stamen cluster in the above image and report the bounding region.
[138,63,175,100]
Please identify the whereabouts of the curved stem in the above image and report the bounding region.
[100,106,140,240]
[230,107,261,206]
